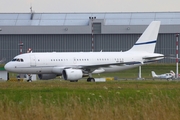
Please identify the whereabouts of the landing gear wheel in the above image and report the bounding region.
[27,80,32,82]
[91,78,95,82]
[27,74,32,82]
[87,77,95,82]
[87,78,91,82]
[70,80,78,82]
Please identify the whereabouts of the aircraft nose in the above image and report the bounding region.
[4,62,12,71]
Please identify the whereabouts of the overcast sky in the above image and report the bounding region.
[0,0,180,13]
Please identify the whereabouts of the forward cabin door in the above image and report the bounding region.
[30,55,36,66]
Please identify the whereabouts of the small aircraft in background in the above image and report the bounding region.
[151,70,175,80]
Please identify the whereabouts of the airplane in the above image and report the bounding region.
[4,21,164,82]
[151,70,175,80]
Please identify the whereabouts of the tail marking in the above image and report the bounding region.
[135,40,156,45]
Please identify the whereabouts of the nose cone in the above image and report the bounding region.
[4,62,12,72]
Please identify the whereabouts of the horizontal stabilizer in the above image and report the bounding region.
[77,61,142,72]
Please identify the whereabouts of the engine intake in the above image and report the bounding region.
[62,69,83,81]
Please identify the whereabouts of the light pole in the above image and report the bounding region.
[176,34,179,79]
[89,17,96,52]
[18,42,23,54]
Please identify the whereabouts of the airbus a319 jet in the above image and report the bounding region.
[5,21,164,82]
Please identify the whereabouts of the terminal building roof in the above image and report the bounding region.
[0,12,180,26]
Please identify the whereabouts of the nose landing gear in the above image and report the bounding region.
[27,74,32,82]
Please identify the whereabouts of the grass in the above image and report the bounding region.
[1,63,180,120]
[0,81,180,120]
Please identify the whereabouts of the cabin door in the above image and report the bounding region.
[30,55,36,66]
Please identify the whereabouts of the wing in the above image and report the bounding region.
[72,61,142,73]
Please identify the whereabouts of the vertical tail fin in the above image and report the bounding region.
[128,21,161,53]
[151,71,157,78]
[170,70,175,78]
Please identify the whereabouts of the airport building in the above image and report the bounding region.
[0,12,180,63]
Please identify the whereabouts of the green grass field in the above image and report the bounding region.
[1,64,180,120]
[0,81,180,120]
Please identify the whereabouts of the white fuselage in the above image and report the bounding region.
[4,21,164,81]
[153,73,174,79]
[4,51,163,75]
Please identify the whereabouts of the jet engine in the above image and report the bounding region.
[62,69,83,81]
[38,74,57,80]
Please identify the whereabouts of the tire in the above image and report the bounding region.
[87,78,95,82]
[70,80,78,82]
[27,80,32,82]
[91,78,95,82]
[87,78,91,82]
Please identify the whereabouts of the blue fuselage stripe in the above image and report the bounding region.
[135,40,156,45]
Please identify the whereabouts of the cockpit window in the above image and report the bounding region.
[11,58,24,62]
[12,59,16,61]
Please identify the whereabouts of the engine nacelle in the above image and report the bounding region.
[62,69,83,81]
[38,74,57,80]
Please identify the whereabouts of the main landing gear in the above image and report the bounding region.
[87,73,95,82]
[87,77,95,82]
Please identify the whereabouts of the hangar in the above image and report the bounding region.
[0,12,180,63]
